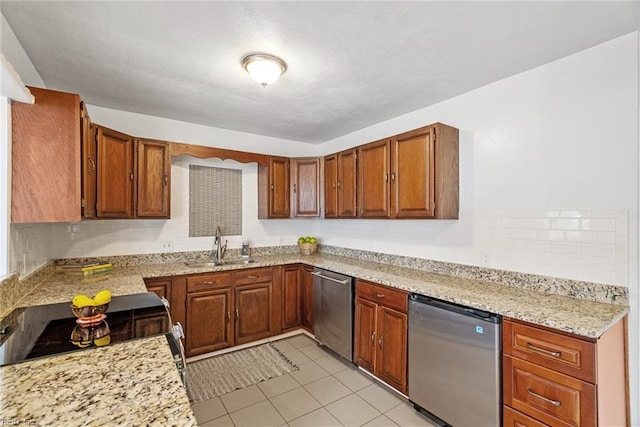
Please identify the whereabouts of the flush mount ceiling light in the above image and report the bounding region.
[242,53,287,87]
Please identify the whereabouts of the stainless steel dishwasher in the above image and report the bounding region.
[408,294,502,427]
[312,268,354,362]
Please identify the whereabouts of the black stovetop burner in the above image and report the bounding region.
[0,292,170,367]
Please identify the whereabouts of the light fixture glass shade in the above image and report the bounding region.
[242,54,287,87]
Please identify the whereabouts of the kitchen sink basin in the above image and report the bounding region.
[185,259,257,268]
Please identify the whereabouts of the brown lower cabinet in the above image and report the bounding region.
[503,317,627,427]
[180,268,276,357]
[281,265,303,331]
[301,266,314,332]
[354,279,408,394]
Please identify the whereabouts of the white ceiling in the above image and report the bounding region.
[1,1,638,144]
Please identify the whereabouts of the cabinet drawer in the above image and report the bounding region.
[504,319,596,383]
[356,280,408,312]
[504,356,596,427]
[235,267,272,285]
[187,272,232,292]
[504,406,549,427]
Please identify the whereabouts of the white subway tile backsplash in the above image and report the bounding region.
[523,218,550,229]
[500,218,524,229]
[581,244,616,258]
[550,242,580,255]
[536,230,565,241]
[565,230,599,243]
[581,218,615,231]
[550,218,580,230]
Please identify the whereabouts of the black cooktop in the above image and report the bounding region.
[0,292,170,367]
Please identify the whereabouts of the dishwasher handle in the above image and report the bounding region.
[409,293,501,324]
[311,271,350,285]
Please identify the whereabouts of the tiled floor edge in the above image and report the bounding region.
[318,245,628,306]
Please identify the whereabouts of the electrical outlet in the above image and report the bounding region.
[160,241,173,252]
[481,252,490,265]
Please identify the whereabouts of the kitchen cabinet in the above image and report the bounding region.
[281,265,302,330]
[234,267,274,345]
[136,138,171,218]
[391,123,458,219]
[358,139,390,218]
[291,157,321,217]
[301,265,314,332]
[185,272,234,357]
[258,156,290,218]
[95,125,135,218]
[354,279,408,394]
[94,125,171,219]
[337,148,358,217]
[11,87,83,222]
[503,317,627,427]
[144,275,187,335]
[323,154,338,218]
[81,102,97,218]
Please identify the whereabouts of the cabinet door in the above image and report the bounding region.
[186,288,233,356]
[354,297,377,373]
[291,158,321,217]
[281,265,302,330]
[324,154,338,218]
[81,102,96,218]
[235,283,273,345]
[136,139,170,218]
[358,139,390,218]
[375,306,408,394]
[391,127,435,218]
[301,266,314,331]
[11,87,82,223]
[96,125,135,218]
[269,157,290,218]
[337,148,357,217]
[145,278,171,300]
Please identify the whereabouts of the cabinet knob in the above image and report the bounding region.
[337,181,341,189]
[293,184,296,193]
[235,309,239,321]
[225,312,230,323]
[129,172,134,181]
[164,174,168,186]
[271,184,274,191]
[370,331,376,344]
[379,335,384,350]
[87,157,95,175]
[391,172,396,182]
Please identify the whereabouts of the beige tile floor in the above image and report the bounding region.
[190,334,438,427]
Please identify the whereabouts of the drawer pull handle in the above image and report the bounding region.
[373,293,385,299]
[247,275,259,279]
[202,281,215,285]
[235,309,239,321]
[527,343,561,358]
[527,388,561,407]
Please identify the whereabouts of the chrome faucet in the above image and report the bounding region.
[213,226,227,263]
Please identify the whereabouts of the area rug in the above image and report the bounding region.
[186,342,299,404]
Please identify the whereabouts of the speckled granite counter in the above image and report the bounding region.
[1,272,196,426]
[0,250,628,426]
[18,251,624,339]
[0,336,196,426]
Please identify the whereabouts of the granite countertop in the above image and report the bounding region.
[106,252,627,339]
[1,250,628,425]
[1,273,196,426]
[0,336,196,426]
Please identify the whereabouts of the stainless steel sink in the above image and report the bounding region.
[185,259,257,268]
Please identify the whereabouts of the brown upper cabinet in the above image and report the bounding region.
[358,139,391,218]
[291,157,321,217]
[324,123,459,220]
[93,125,171,219]
[11,87,83,222]
[136,139,171,218]
[391,124,458,219]
[337,148,358,217]
[258,156,290,218]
